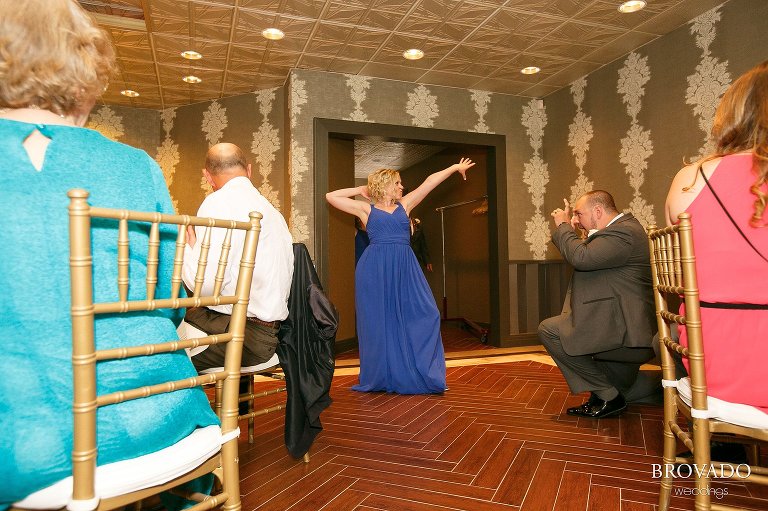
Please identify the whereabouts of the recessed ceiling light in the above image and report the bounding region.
[262,28,285,40]
[180,50,202,60]
[618,0,646,13]
[182,75,202,84]
[520,66,541,75]
[403,48,424,60]
[120,89,140,97]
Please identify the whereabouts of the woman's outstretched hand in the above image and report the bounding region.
[454,158,476,180]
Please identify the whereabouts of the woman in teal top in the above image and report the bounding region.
[0,1,218,507]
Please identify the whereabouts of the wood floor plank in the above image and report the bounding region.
[586,484,620,511]
[331,454,474,485]
[322,444,455,471]
[619,412,645,448]
[423,415,475,452]
[437,422,489,463]
[519,458,566,511]
[453,429,505,475]
[340,465,494,501]
[319,488,370,511]
[350,479,518,511]
[291,474,357,511]
[492,448,544,506]
[552,471,591,511]
[472,438,524,487]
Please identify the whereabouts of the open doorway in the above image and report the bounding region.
[314,118,509,348]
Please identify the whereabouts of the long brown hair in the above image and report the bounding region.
[709,60,768,227]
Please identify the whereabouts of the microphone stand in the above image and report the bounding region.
[435,195,489,343]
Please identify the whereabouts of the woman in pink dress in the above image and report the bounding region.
[665,60,768,413]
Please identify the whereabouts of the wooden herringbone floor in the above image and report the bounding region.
[236,331,768,511]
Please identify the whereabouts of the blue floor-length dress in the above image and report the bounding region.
[354,203,446,394]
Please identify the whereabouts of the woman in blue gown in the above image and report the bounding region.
[326,158,475,394]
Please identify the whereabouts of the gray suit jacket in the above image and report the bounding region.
[552,214,655,356]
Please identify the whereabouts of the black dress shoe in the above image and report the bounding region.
[566,392,601,415]
[568,394,627,418]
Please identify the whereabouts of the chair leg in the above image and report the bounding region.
[692,417,711,511]
[303,453,310,463]
[659,387,677,511]
[248,375,255,444]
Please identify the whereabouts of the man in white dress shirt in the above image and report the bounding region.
[181,142,294,373]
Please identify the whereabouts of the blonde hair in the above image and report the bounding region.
[0,0,115,116]
[705,60,768,227]
[367,168,400,203]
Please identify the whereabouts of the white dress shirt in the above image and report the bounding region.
[588,212,624,237]
[182,176,293,321]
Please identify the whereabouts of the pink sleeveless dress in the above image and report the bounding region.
[681,153,768,413]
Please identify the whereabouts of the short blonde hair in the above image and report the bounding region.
[367,168,400,203]
[0,0,115,116]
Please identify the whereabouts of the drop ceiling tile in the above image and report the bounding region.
[548,21,624,47]
[415,0,463,21]
[324,1,368,25]
[190,3,234,24]
[419,70,485,89]
[304,38,347,56]
[335,43,381,61]
[280,0,326,19]
[485,9,563,36]
[370,0,424,13]
[235,8,278,32]
[431,22,479,43]
[149,0,190,21]
[452,1,499,24]
[117,60,159,75]
[227,59,261,75]
[464,28,539,50]
[229,44,267,62]
[431,58,500,76]
[359,62,427,82]
[151,17,192,37]
[526,39,600,60]
[109,30,151,47]
[115,46,155,61]
[298,54,336,71]
[359,9,403,31]
[448,44,517,66]
[502,0,586,18]
[314,22,356,42]
[263,50,303,67]
[192,21,232,42]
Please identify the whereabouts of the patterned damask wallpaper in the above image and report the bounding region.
[84,0,765,262]
[541,0,767,258]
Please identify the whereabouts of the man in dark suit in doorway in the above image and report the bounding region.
[538,190,656,418]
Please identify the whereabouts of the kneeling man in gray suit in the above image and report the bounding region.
[539,190,656,418]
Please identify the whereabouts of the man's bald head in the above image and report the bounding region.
[205,143,248,175]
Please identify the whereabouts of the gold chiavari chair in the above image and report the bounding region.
[649,213,768,511]
[15,189,262,511]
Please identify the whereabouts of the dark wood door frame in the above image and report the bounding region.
[313,118,509,346]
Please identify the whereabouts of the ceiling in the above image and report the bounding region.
[83,0,726,110]
[354,139,445,178]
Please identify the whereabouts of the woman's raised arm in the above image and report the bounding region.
[326,185,371,223]
[401,158,475,215]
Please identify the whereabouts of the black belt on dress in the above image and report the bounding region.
[700,301,768,310]
[246,316,281,328]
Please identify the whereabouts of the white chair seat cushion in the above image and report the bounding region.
[177,320,210,357]
[677,377,768,429]
[15,425,223,509]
